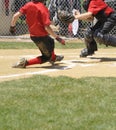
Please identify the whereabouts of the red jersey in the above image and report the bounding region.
[88,0,114,16]
[19,2,51,36]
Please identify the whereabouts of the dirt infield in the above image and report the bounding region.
[0,48,116,82]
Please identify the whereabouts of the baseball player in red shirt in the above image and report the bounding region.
[74,0,116,57]
[10,0,65,68]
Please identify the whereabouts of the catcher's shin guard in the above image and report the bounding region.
[94,32,116,47]
[80,28,98,57]
[84,28,98,51]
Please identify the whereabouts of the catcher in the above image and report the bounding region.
[58,0,116,57]
[10,0,65,68]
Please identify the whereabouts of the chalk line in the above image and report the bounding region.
[0,60,76,79]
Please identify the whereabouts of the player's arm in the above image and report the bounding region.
[11,11,22,26]
[45,25,57,38]
[74,12,94,21]
[10,11,22,34]
[45,25,65,45]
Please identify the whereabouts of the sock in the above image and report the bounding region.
[51,51,56,61]
[26,56,42,66]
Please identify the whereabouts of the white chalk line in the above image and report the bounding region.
[1,58,116,79]
[0,60,76,79]
[0,52,116,79]
[0,69,58,79]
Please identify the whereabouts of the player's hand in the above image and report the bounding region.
[74,10,80,15]
[86,16,94,21]
[56,36,65,45]
[10,26,16,34]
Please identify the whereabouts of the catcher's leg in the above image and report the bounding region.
[94,32,116,47]
[94,12,116,47]
[80,28,98,57]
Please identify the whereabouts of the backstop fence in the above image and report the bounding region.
[0,0,115,40]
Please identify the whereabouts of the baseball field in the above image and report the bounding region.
[0,40,116,129]
[0,39,116,82]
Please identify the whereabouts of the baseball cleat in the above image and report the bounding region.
[12,58,27,68]
[49,55,64,65]
[55,55,64,62]
[80,48,94,57]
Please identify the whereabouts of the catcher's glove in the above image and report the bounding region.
[57,10,75,24]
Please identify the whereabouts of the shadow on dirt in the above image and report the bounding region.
[71,57,116,63]
[26,62,71,70]
[90,57,116,62]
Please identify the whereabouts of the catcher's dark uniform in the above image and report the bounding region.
[80,0,116,57]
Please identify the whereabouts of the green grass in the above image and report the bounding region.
[0,41,115,129]
[0,42,36,49]
[0,41,114,49]
[0,75,116,130]
[0,41,85,49]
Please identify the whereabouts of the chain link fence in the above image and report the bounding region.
[106,0,116,35]
[0,0,115,39]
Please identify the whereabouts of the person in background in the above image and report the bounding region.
[10,0,65,68]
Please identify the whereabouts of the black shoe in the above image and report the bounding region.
[80,48,94,57]
[49,55,64,65]
[55,55,64,62]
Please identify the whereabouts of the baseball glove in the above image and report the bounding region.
[57,10,75,24]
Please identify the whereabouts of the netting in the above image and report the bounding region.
[0,0,116,40]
